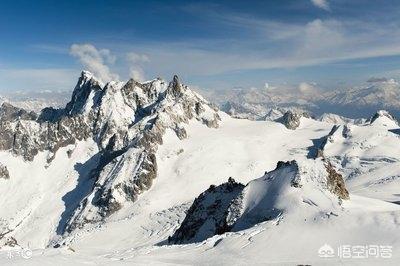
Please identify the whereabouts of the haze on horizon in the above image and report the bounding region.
[1,0,400,92]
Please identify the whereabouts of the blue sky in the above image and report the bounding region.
[1,0,400,92]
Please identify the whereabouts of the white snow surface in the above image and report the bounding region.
[322,111,400,203]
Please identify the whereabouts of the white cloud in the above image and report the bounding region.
[126,52,150,81]
[128,68,146,82]
[126,52,150,64]
[99,49,117,64]
[69,45,149,82]
[311,0,330,11]
[59,11,400,85]
[70,43,119,82]
[130,16,400,77]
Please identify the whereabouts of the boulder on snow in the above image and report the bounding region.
[0,163,9,179]
[276,110,309,130]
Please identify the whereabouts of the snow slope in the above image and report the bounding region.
[321,111,400,202]
[3,114,400,265]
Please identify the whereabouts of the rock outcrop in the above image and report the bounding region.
[276,110,309,130]
[170,178,244,244]
[0,163,9,179]
[325,163,349,200]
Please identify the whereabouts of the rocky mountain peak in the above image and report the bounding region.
[0,71,220,237]
[64,70,103,116]
[369,110,398,125]
[166,74,184,98]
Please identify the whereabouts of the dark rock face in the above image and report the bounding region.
[169,75,184,98]
[276,160,297,169]
[64,71,103,116]
[174,125,187,139]
[170,178,244,244]
[37,107,65,123]
[325,163,350,200]
[88,151,157,221]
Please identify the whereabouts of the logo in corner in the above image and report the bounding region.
[318,244,335,258]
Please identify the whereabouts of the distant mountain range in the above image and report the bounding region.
[0,90,70,113]
[199,78,400,119]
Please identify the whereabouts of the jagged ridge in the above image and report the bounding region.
[0,71,221,236]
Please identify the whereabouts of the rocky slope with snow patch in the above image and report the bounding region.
[316,110,400,201]
[170,177,244,244]
[171,159,348,244]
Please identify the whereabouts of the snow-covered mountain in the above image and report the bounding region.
[0,72,399,265]
[318,113,366,125]
[210,86,318,120]
[0,70,220,248]
[319,79,400,117]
